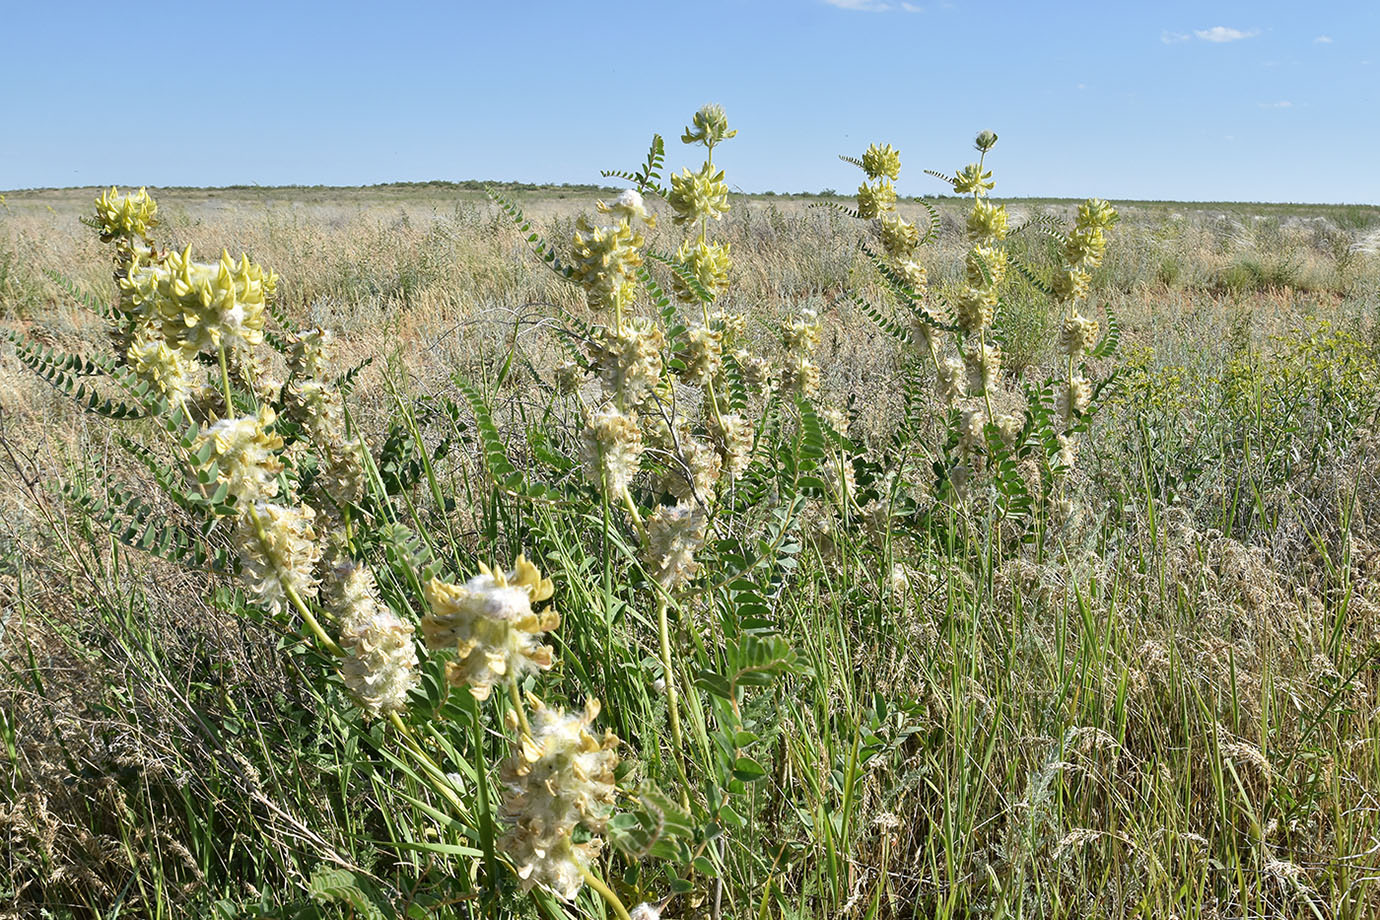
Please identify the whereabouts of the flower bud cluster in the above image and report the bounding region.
[780,308,823,398]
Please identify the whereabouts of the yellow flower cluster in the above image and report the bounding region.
[668,162,730,226]
[94,187,158,244]
[499,697,620,901]
[421,556,557,701]
[569,216,646,314]
[330,559,419,718]
[194,407,285,503]
[580,405,645,496]
[856,179,897,220]
[861,142,902,181]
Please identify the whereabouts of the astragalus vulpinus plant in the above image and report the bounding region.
[7,102,1378,920]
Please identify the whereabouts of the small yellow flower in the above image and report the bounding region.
[861,143,902,181]
[668,163,730,226]
[672,237,732,302]
[966,199,1008,243]
[94,186,158,243]
[421,556,558,700]
[952,163,994,197]
[856,180,897,219]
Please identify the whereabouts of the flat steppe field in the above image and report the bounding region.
[2,183,1379,919]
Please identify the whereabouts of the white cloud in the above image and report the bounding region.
[1194,26,1259,42]
[1258,100,1293,108]
[1161,30,1190,43]
[1314,35,1333,43]
[825,0,924,11]
[824,0,893,10]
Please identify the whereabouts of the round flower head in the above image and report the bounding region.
[894,258,929,291]
[580,405,645,497]
[1059,313,1100,357]
[1065,226,1106,269]
[952,163,995,197]
[1056,376,1093,423]
[965,245,1007,288]
[966,199,1008,243]
[236,502,322,615]
[663,428,722,503]
[879,214,919,259]
[554,358,585,396]
[735,348,774,390]
[672,237,732,303]
[590,318,664,407]
[678,323,722,386]
[1052,267,1091,304]
[195,406,285,503]
[1077,198,1118,230]
[330,560,419,718]
[995,412,1023,446]
[643,502,708,590]
[959,407,987,454]
[937,355,966,403]
[94,187,158,243]
[597,189,655,227]
[421,555,557,700]
[127,328,197,406]
[668,163,730,226]
[711,309,747,343]
[856,180,897,220]
[954,285,998,336]
[1053,433,1078,469]
[681,103,737,147]
[569,216,645,314]
[288,378,346,442]
[289,327,337,380]
[317,435,368,509]
[499,696,619,901]
[861,143,902,181]
[783,307,823,355]
[974,130,999,153]
[710,411,753,476]
[781,353,820,399]
[964,342,1002,393]
[156,246,275,354]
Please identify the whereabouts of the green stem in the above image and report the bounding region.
[655,593,692,812]
[217,346,235,416]
[507,678,532,739]
[579,863,633,920]
[246,503,344,657]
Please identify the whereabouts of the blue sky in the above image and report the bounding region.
[3,1,1376,202]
